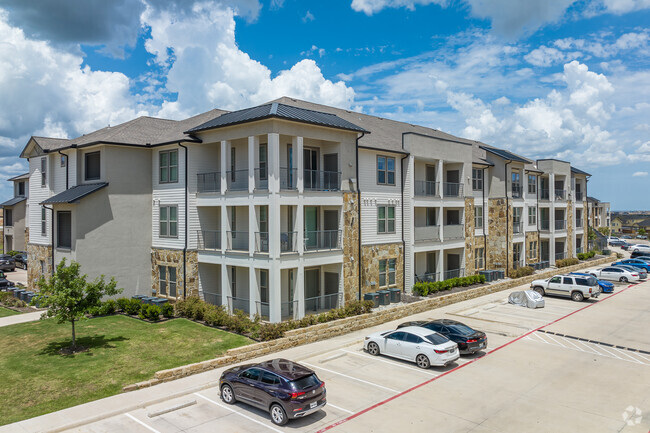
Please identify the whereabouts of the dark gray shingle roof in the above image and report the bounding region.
[571,166,591,176]
[41,183,108,204]
[7,173,29,182]
[187,102,368,134]
[0,196,26,207]
[479,146,531,163]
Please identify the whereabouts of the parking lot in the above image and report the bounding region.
[18,274,642,433]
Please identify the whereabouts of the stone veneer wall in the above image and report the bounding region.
[464,198,476,275]
[583,201,589,251]
[360,243,403,295]
[486,198,509,270]
[567,200,574,256]
[27,243,52,289]
[342,192,360,303]
[151,248,199,299]
[24,227,29,246]
[525,231,541,262]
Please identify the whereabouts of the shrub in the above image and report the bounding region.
[0,293,26,308]
[98,299,117,316]
[123,298,142,315]
[588,250,596,258]
[116,297,131,312]
[6,250,20,257]
[412,274,485,297]
[508,266,534,279]
[175,296,207,321]
[203,305,229,326]
[139,304,161,321]
[258,323,286,341]
[226,310,254,334]
[577,253,587,260]
[87,305,101,316]
[556,257,580,268]
[161,302,175,318]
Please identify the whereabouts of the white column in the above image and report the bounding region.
[297,202,304,255]
[437,250,445,281]
[296,136,304,193]
[437,159,444,197]
[221,140,229,194]
[549,240,556,266]
[221,264,230,310]
[297,264,305,318]
[268,133,280,194]
[249,204,256,256]
[269,265,281,322]
[249,266,258,320]
[248,136,257,194]
[221,204,227,252]
[269,133,281,260]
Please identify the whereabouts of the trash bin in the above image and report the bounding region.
[25,292,36,304]
[32,294,48,308]
[602,249,611,255]
[131,294,147,301]
[142,297,157,305]
[20,291,34,302]
[13,289,25,299]
[363,292,380,308]
[377,290,390,306]
[389,288,401,303]
[150,298,169,307]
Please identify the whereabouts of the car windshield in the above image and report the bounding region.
[290,373,320,390]
[446,324,475,335]
[424,333,451,345]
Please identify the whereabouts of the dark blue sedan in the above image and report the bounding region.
[612,259,650,272]
[569,272,614,293]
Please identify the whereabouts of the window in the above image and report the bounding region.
[159,205,178,237]
[230,148,236,182]
[377,206,395,233]
[379,258,396,287]
[4,209,12,227]
[169,267,177,297]
[474,206,483,228]
[57,211,71,249]
[261,371,281,385]
[259,144,267,179]
[85,151,100,181]
[386,331,406,341]
[379,260,386,287]
[475,247,484,270]
[18,181,25,196]
[159,150,178,183]
[549,276,561,283]
[40,260,46,274]
[377,156,395,185]
[231,267,237,297]
[405,333,424,344]
[528,207,537,225]
[241,368,262,381]
[528,175,537,194]
[562,277,573,285]
[511,171,521,197]
[529,241,538,259]
[426,208,436,226]
[472,168,483,191]
[41,207,47,235]
[158,265,177,297]
[389,258,396,285]
[60,154,67,167]
[41,157,47,187]
[260,269,268,303]
[159,266,167,296]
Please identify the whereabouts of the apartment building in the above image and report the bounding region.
[1,173,29,252]
[18,97,597,322]
[587,197,611,230]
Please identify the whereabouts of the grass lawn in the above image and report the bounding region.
[0,306,20,318]
[0,315,251,426]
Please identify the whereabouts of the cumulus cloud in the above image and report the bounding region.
[351,0,448,15]
[590,0,650,15]
[302,10,315,22]
[632,171,648,176]
[524,45,574,66]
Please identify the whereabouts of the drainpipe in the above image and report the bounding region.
[505,161,512,273]
[482,166,487,269]
[355,132,364,301]
[43,205,55,277]
[400,153,408,293]
[57,150,68,190]
[178,142,188,299]
[536,173,541,261]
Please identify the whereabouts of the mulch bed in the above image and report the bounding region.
[401,282,490,304]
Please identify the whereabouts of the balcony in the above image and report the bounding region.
[280,167,297,190]
[576,219,583,228]
[414,225,440,242]
[513,221,523,234]
[304,170,341,192]
[540,189,550,200]
[415,272,438,283]
[255,232,269,253]
[555,251,567,260]
[227,296,250,314]
[281,300,298,321]
[203,289,221,306]
[443,224,464,240]
[227,231,249,251]
[554,189,566,201]
[540,220,550,231]
[442,268,465,280]
[555,220,566,230]
[443,182,463,197]
[226,169,248,191]
[197,230,221,250]
[414,180,438,197]
[304,230,341,251]
[304,293,342,314]
[576,247,583,254]
[512,259,526,269]
[254,168,268,190]
[281,231,297,253]
[197,172,220,193]
[255,301,270,320]
[575,191,583,201]
[512,184,522,198]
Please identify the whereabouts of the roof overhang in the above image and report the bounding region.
[41,182,108,205]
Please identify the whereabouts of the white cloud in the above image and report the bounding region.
[351,0,447,15]
[524,46,570,66]
[598,0,650,14]
[632,171,648,176]
[302,10,315,22]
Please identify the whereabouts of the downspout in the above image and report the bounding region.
[43,205,55,277]
[355,132,365,301]
[57,150,68,190]
[178,143,188,299]
[536,174,541,262]
[482,166,487,269]
[505,161,512,273]
[400,153,408,293]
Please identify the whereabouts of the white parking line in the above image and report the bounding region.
[478,310,550,323]
[611,347,644,364]
[124,413,161,433]
[559,337,591,353]
[594,345,625,360]
[194,392,283,433]
[300,362,399,393]
[339,349,439,376]
[544,333,568,349]
[326,403,354,414]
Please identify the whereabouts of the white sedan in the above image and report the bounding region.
[589,266,641,283]
[631,244,650,253]
[364,326,459,369]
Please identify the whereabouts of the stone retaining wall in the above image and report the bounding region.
[123,254,616,392]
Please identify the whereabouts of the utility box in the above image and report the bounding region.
[363,292,380,308]
[389,288,401,303]
[377,290,390,306]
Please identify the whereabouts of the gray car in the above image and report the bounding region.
[612,265,647,279]
[0,255,16,272]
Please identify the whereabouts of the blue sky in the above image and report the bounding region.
[0,0,649,210]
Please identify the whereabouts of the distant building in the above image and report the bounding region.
[1,173,29,252]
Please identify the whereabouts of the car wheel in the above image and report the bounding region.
[367,342,380,356]
[221,384,236,404]
[534,286,545,296]
[415,354,430,369]
[270,403,288,426]
[620,277,628,283]
[571,291,584,302]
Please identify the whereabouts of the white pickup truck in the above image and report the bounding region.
[530,274,600,302]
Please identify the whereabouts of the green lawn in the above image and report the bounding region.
[0,315,251,426]
[0,306,20,318]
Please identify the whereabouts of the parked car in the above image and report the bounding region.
[364,326,459,368]
[611,265,647,279]
[530,274,600,301]
[397,319,487,354]
[13,252,27,270]
[0,255,16,272]
[630,251,650,260]
[589,267,641,283]
[631,244,650,253]
[636,235,648,240]
[219,359,326,426]
[608,240,625,247]
[621,235,633,239]
[612,259,650,273]
[608,237,620,242]
[569,272,614,293]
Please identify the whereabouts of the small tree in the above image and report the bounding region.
[588,228,597,240]
[639,228,647,236]
[37,259,122,350]
[597,227,610,236]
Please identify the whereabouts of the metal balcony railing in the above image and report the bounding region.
[226,169,249,191]
[555,219,566,230]
[304,292,342,313]
[442,268,465,280]
[227,296,250,314]
[540,189,550,200]
[254,168,268,190]
[443,182,463,197]
[576,219,583,228]
[443,224,464,240]
[304,230,341,251]
[281,231,298,252]
[414,225,440,242]
[227,231,249,251]
[280,167,297,190]
[575,191,583,201]
[197,172,220,193]
[554,189,566,200]
[540,220,550,231]
[304,170,341,191]
[414,180,439,197]
[555,252,567,260]
[255,301,269,320]
[512,184,522,198]
[282,300,298,320]
[197,230,221,250]
[513,221,523,234]
[203,291,221,306]
[415,272,438,283]
[255,232,269,253]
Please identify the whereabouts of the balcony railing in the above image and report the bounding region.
[304,292,342,313]
[512,259,526,270]
[576,219,583,228]
[228,296,250,314]
[554,189,566,200]
[197,172,220,193]
[415,272,438,283]
[414,180,438,197]
[304,230,341,251]
[227,231,249,251]
[512,184,522,198]
[540,220,550,231]
[443,182,463,197]
[203,291,221,306]
[255,301,269,320]
[442,268,465,280]
[226,169,249,191]
[254,168,268,190]
[414,225,440,242]
[282,300,298,320]
[280,167,297,190]
[540,189,550,200]
[575,191,583,201]
[255,232,269,253]
[513,221,523,234]
[304,170,341,191]
[443,224,464,240]
[197,230,221,250]
[576,247,583,254]
[555,219,566,230]
[555,252,567,261]
[281,231,297,253]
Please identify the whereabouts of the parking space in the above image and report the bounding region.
[52,279,650,433]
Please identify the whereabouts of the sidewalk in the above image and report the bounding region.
[0,310,43,328]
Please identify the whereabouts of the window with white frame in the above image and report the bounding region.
[60,154,67,167]
[474,206,483,228]
[41,207,47,235]
[159,265,177,297]
[379,258,396,287]
[41,157,47,187]
[377,156,395,186]
[472,168,483,191]
[85,151,100,181]
[475,247,484,270]
[159,150,178,183]
[159,205,178,237]
[528,207,537,225]
[377,205,395,233]
[529,241,538,260]
[528,175,537,194]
